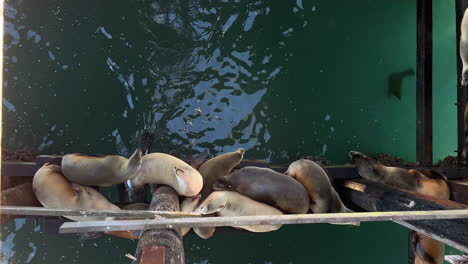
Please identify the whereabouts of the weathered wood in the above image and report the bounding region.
[0,206,200,218]
[4,159,468,179]
[339,178,468,252]
[416,0,433,166]
[0,0,4,198]
[59,209,468,234]
[449,180,468,205]
[132,185,184,264]
[445,254,468,264]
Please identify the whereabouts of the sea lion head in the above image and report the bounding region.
[174,166,203,197]
[194,192,228,215]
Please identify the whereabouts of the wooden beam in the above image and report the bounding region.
[3,159,468,180]
[0,0,4,201]
[456,0,468,164]
[449,180,468,205]
[0,206,200,218]
[445,254,468,264]
[132,185,184,264]
[58,209,468,234]
[339,178,468,252]
[416,0,433,166]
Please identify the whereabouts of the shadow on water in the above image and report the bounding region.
[387,68,415,100]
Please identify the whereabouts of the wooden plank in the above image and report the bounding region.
[2,159,468,180]
[132,185,184,264]
[339,178,468,252]
[445,254,468,264]
[456,0,468,164]
[416,0,433,166]
[58,209,468,234]
[0,206,200,218]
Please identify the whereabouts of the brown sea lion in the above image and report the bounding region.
[212,166,309,214]
[1,182,42,225]
[285,159,352,214]
[199,148,245,201]
[349,151,449,264]
[192,148,244,238]
[130,153,203,197]
[410,231,444,264]
[33,163,121,222]
[61,148,142,187]
[195,191,282,234]
[349,151,450,199]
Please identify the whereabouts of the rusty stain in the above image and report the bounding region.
[141,245,166,264]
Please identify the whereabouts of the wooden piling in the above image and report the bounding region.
[132,185,184,264]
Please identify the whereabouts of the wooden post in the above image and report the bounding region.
[132,185,184,264]
[416,0,433,166]
[339,178,468,252]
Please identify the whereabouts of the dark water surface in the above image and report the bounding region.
[1,0,460,263]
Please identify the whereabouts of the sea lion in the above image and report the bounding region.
[460,7,468,86]
[349,151,449,264]
[180,194,201,236]
[130,153,203,196]
[212,166,309,214]
[33,163,121,222]
[195,191,282,234]
[349,151,450,199]
[61,148,142,187]
[285,159,352,214]
[191,148,245,238]
[199,148,245,201]
[410,231,444,264]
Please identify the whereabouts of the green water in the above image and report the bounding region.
[1,0,461,263]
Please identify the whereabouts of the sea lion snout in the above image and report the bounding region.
[348,151,364,159]
[212,178,232,191]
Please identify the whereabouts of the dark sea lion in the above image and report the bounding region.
[195,191,282,234]
[285,159,352,214]
[62,148,142,187]
[33,163,121,222]
[349,151,449,264]
[130,153,203,197]
[212,166,309,214]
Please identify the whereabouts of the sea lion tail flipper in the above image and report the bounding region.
[187,150,209,169]
[129,148,142,165]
